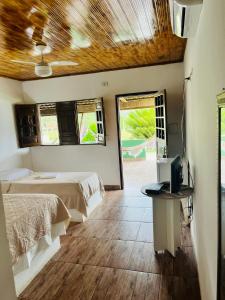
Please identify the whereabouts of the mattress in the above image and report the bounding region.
[2,171,104,217]
[3,193,71,265]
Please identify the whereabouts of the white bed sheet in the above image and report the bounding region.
[2,170,105,217]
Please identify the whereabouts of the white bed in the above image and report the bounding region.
[13,226,63,296]
[1,168,105,222]
[3,193,71,295]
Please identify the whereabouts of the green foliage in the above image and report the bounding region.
[82,122,97,143]
[78,112,98,143]
[121,108,156,139]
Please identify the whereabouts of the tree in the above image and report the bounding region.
[122,108,156,139]
[82,122,97,143]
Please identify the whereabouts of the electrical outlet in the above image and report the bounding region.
[102,81,109,87]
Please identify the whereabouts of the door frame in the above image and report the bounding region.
[216,91,225,300]
[115,91,158,190]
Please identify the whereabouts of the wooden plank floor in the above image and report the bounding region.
[19,190,201,300]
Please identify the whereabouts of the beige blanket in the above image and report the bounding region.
[3,193,71,265]
[2,172,105,216]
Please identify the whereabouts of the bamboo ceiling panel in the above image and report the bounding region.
[0,0,186,80]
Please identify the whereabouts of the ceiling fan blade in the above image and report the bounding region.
[11,60,36,65]
[49,61,78,66]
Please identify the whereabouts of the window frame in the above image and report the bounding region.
[38,102,60,146]
[17,98,106,147]
[77,97,106,146]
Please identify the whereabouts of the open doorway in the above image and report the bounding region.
[116,91,167,190]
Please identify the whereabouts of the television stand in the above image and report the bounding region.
[141,185,193,257]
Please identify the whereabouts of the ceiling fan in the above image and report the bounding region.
[11,43,78,78]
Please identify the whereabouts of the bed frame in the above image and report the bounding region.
[13,222,65,296]
[69,190,103,222]
[13,191,103,295]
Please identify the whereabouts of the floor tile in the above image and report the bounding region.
[119,197,152,208]
[19,189,201,300]
[104,194,152,207]
[70,219,142,241]
[111,221,141,240]
[19,261,75,300]
[89,205,127,220]
[173,246,198,278]
[119,207,147,221]
[128,242,173,275]
[70,220,117,239]
[101,239,135,269]
[54,237,109,266]
[105,189,146,199]
[159,275,201,300]
[142,208,153,222]
[136,222,153,242]
[132,272,161,300]
[55,237,135,270]
[92,267,137,300]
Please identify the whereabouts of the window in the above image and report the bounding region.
[15,98,106,148]
[78,112,98,144]
[77,98,105,145]
[38,103,59,145]
[77,100,98,144]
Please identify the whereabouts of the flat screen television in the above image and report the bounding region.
[170,155,183,193]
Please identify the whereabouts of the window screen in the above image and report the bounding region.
[77,98,105,145]
[39,103,60,145]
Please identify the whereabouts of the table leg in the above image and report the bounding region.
[153,197,168,253]
[166,198,181,256]
[153,197,181,257]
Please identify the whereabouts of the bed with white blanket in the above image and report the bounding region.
[1,168,105,222]
[3,193,71,295]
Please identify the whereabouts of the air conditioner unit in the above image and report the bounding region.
[169,0,203,38]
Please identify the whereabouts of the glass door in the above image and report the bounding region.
[155,91,168,159]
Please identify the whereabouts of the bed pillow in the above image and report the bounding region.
[0,168,33,181]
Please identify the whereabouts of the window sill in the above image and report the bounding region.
[37,143,106,147]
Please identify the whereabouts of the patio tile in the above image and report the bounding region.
[123,156,157,189]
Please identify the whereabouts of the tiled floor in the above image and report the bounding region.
[122,154,157,189]
[19,190,201,300]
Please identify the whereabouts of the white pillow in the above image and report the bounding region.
[0,168,33,181]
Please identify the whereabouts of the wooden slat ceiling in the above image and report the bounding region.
[0,0,186,80]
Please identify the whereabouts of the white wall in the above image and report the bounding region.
[0,78,31,171]
[184,0,225,299]
[23,63,184,185]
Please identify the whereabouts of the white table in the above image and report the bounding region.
[141,186,193,257]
